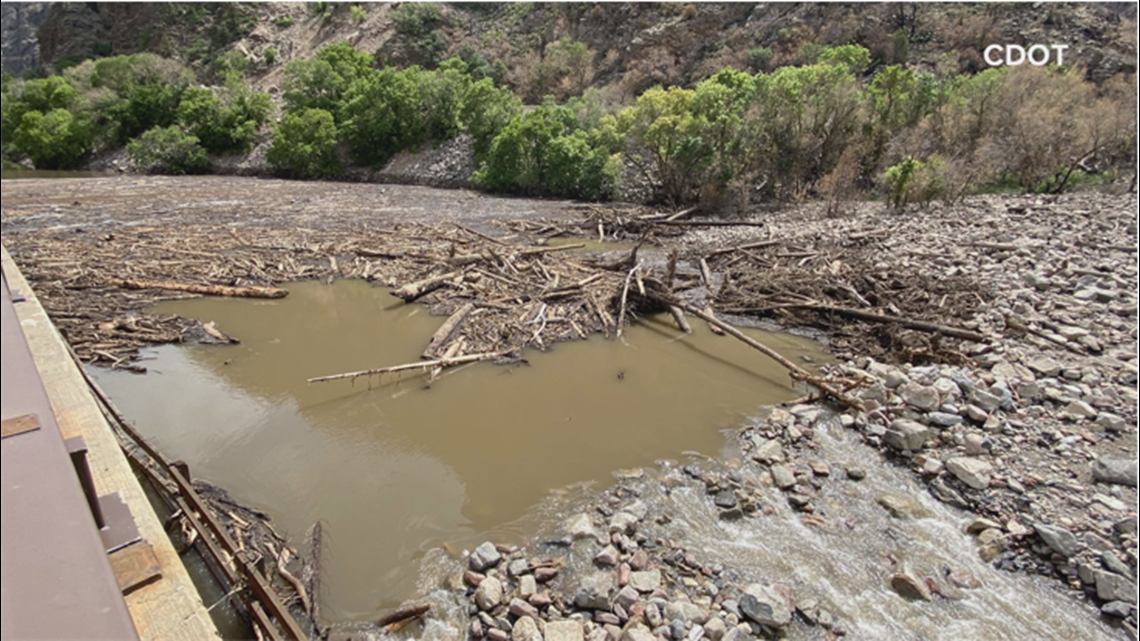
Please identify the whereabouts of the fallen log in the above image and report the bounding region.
[703,305,725,336]
[699,258,713,289]
[378,603,430,632]
[308,350,509,384]
[706,239,780,258]
[427,338,465,387]
[668,305,692,334]
[1004,315,1086,354]
[119,279,287,299]
[663,206,699,222]
[616,263,640,338]
[800,303,987,342]
[201,321,239,344]
[303,522,323,630]
[276,548,311,617]
[391,271,461,302]
[655,220,766,228]
[517,243,585,256]
[645,292,864,412]
[422,303,475,359]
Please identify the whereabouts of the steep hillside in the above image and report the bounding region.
[0,3,51,75]
[5,2,1137,97]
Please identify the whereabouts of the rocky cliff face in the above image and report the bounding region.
[1,3,51,76]
[3,2,1137,90]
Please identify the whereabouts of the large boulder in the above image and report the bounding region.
[469,541,502,571]
[474,575,503,611]
[545,620,585,641]
[1092,457,1138,487]
[884,419,930,451]
[573,572,614,610]
[739,583,792,628]
[945,457,993,489]
[1034,523,1082,558]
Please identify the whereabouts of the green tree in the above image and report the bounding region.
[460,77,522,159]
[339,66,424,165]
[818,44,872,74]
[475,105,617,199]
[127,125,209,174]
[603,85,712,204]
[91,54,195,142]
[13,76,79,114]
[693,69,760,189]
[419,59,472,142]
[14,109,92,169]
[177,80,271,154]
[751,61,862,195]
[282,43,375,117]
[267,108,341,178]
[5,76,85,152]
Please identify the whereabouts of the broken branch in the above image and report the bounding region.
[119,279,288,299]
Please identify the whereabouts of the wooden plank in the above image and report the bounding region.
[109,541,162,595]
[2,247,221,641]
[1,413,40,439]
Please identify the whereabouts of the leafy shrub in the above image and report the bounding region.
[527,38,595,101]
[747,46,774,71]
[460,77,522,159]
[177,81,271,154]
[882,155,945,208]
[475,105,617,200]
[891,28,910,64]
[264,47,277,66]
[339,66,425,165]
[213,50,250,82]
[350,5,367,24]
[90,54,194,142]
[127,125,209,174]
[419,59,472,142]
[393,3,446,38]
[455,47,508,85]
[14,109,92,169]
[282,43,375,117]
[267,108,341,178]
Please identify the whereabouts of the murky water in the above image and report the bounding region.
[92,279,825,621]
[411,416,1121,641]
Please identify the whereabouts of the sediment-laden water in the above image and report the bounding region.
[93,279,824,620]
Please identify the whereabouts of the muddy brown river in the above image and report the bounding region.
[92,279,825,621]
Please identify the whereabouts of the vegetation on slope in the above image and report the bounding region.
[2,35,1136,206]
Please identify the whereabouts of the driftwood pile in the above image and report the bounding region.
[508,203,768,245]
[3,200,993,403]
[699,231,991,364]
[5,220,633,371]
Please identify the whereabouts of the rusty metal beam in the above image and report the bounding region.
[169,465,307,641]
[72,338,309,641]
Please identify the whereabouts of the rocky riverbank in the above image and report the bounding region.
[2,176,1134,639]
[436,192,1136,640]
